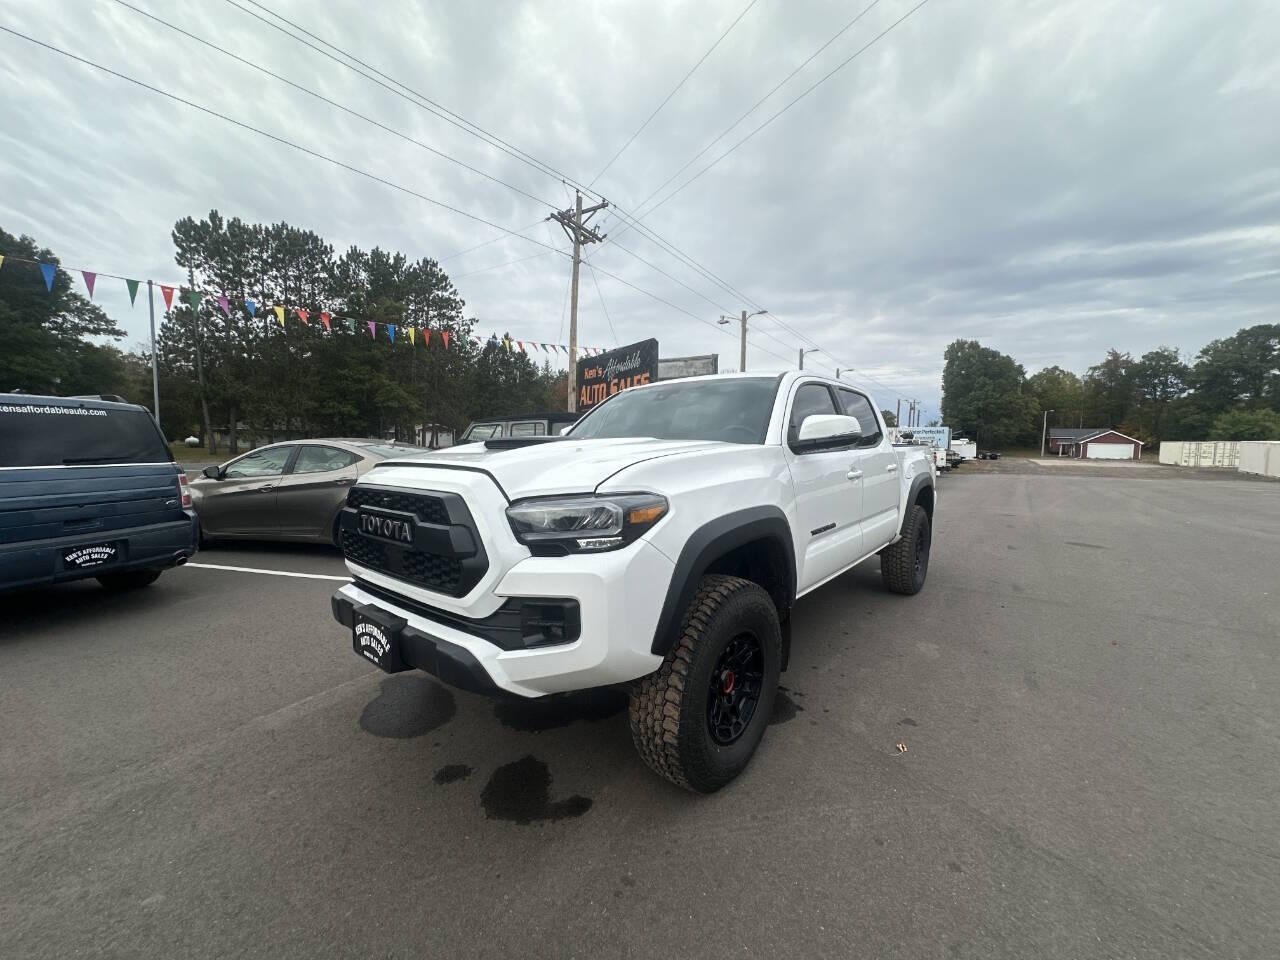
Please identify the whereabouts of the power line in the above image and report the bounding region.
[111,1,559,210]
[452,251,553,280]
[228,0,607,204]
[440,219,547,261]
[589,0,760,188]
[0,26,563,257]
[611,0,884,240]
[585,263,621,347]
[632,0,933,223]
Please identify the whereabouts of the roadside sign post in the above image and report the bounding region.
[147,279,160,427]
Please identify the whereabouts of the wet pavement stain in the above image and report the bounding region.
[493,687,627,732]
[433,764,472,785]
[770,689,804,725]
[480,755,592,825]
[359,675,456,739]
[900,717,918,727]
[1065,541,1108,550]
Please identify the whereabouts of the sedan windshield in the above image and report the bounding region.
[567,377,778,444]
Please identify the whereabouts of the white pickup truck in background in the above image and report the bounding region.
[331,373,936,792]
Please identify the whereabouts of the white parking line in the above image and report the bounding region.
[185,562,351,582]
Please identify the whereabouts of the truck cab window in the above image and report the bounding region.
[788,383,838,442]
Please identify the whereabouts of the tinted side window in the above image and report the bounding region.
[788,384,838,442]
[224,446,292,478]
[464,424,501,441]
[837,389,883,446]
[509,421,546,437]
[292,445,359,474]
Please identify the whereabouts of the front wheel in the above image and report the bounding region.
[97,569,162,591]
[628,575,781,793]
[881,504,931,595]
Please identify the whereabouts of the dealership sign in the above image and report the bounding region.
[576,338,659,411]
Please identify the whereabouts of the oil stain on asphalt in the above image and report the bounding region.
[480,755,592,824]
[359,675,457,739]
[433,764,472,785]
[493,687,627,732]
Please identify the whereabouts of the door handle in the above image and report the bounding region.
[846,469,863,481]
[886,463,898,472]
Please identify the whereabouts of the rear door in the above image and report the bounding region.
[196,444,294,536]
[836,387,900,551]
[275,444,360,539]
[783,382,863,592]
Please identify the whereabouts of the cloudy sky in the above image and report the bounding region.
[2,0,1277,419]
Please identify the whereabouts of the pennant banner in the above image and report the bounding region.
[246,298,257,318]
[387,324,396,344]
[407,326,414,345]
[81,271,96,299]
[160,285,175,310]
[273,306,284,326]
[125,278,139,306]
[367,321,376,339]
[297,308,309,325]
[217,295,231,317]
[442,330,450,349]
[320,312,330,331]
[39,262,55,292]
[185,289,202,311]
[0,255,4,271]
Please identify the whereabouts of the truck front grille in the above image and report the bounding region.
[346,487,450,525]
[340,485,485,598]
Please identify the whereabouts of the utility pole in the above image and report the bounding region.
[1040,409,1055,459]
[146,280,160,427]
[718,309,765,371]
[550,191,607,412]
[798,347,821,370]
[895,398,901,428]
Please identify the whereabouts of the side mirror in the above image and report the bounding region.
[202,465,222,480]
[793,414,862,451]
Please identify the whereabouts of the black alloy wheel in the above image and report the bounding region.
[707,632,765,745]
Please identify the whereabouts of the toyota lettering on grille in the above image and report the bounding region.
[358,509,415,544]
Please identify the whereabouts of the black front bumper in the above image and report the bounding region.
[332,591,499,696]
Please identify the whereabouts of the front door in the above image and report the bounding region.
[196,444,294,536]
[784,382,864,592]
[836,387,900,551]
[275,444,360,539]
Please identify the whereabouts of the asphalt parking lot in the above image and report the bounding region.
[2,465,1278,959]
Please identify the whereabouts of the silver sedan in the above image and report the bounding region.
[189,439,426,545]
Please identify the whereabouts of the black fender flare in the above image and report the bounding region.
[901,472,935,536]
[651,506,796,656]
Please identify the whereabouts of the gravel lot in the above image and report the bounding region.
[2,466,1278,959]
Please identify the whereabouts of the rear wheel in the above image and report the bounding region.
[97,569,162,591]
[881,504,930,595]
[629,575,780,793]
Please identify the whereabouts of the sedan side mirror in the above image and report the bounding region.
[793,414,862,452]
[202,465,223,480]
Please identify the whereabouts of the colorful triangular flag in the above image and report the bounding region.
[273,305,284,326]
[185,289,202,311]
[387,324,397,343]
[217,295,231,317]
[160,285,175,310]
[442,330,450,349]
[297,308,309,325]
[245,298,257,317]
[320,312,330,331]
[81,271,96,298]
[406,326,415,345]
[125,278,139,306]
[422,329,430,347]
[367,321,376,339]
[39,262,56,291]
[0,255,4,271]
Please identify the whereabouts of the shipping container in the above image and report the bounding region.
[1158,441,1240,467]
[1237,441,1280,478]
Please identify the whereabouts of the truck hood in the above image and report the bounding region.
[371,437,726,499]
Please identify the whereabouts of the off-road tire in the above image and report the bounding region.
[881,504,930,595]
[629,575,781,793]
[97,569,162,591]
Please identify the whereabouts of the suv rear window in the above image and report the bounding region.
[0,402,171,467]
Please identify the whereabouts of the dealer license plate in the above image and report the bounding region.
[62,542,119,570]
[352,607,410,673]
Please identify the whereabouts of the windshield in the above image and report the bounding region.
[0,401,171,467]
[567,377,778,444]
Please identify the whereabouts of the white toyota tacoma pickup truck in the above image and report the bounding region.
[332,373,935,792]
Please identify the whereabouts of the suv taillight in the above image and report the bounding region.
[178,473,192,508]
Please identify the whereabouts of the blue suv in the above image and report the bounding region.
[0,394,199,593]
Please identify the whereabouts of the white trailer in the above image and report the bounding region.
[951,438,977,461]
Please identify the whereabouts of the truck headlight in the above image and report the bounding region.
[506,494,668,553]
